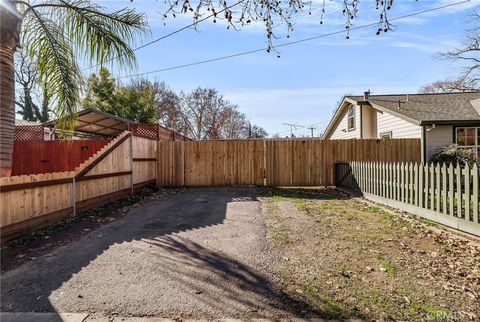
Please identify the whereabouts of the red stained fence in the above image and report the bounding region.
[12,140,110,176]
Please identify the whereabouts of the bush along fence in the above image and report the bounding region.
[0,132,157,242]
[335,161,480,236]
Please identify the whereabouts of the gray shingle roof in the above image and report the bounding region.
[347,92,480,123]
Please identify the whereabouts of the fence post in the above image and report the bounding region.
[130,134,134,193]
[473,163,479,223]
[71,177,76,216]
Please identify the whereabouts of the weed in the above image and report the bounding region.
[363,288,395,311]
[419,218,439,227]
[381,212,394,220]
[404,301,452,321]
[322,294,352,318]
[363,206,383,213]
[300,280,352,319]
[379,259,396,277]
[268,225,293,244]
[293,198,307,210]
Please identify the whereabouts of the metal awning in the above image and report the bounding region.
[43,109,133,137]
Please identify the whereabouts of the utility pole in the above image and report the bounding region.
[307,126,317,137]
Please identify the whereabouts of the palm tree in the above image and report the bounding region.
[0,0,148,176]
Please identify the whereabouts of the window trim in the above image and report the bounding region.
[380,131,392,139]
[347,105,356,132]
[455,126,479,159]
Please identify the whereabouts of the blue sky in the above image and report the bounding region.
[91,0,480,137]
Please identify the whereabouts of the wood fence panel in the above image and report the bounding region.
[132,136,157,186]
[1,131,161,241]
[75,138,131,203]
[157,138,421,187]
[0,171,74,240]
[12,140,110,176]
[158,140,265,186]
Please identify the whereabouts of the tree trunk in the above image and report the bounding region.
[0,1,21,177]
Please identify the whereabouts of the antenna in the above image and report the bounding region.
[283,123,303,137]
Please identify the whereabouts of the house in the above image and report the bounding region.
[322,91,480,161]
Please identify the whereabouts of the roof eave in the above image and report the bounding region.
[420,119,480,125]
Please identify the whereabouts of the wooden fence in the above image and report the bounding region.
[158,138,421,187]
[12,140,110,176]
[1,137,420,240]
[335,161,480,236]
[0,132,157,241]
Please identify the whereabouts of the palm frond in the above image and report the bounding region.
[51,0,148,70]
[19,0,149,132]
[22,10,82,132]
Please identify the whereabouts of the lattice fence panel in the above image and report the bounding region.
[14,125,45,141]
[128,124,159,140]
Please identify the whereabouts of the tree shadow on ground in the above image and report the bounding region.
[0,187,362,320]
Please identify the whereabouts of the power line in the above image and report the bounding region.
[118,0,470,79]
[83,0,245,72]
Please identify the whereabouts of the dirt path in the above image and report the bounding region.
[0,187,316,318]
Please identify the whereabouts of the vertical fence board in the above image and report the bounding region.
[456,164,462,218]
[464,164,471,221]
[473,164,479,223]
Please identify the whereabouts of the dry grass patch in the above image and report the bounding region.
[259,187,480,321]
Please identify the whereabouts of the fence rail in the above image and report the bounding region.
[335,161,480,236]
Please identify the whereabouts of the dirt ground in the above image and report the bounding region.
[1,186,478,321]
[260,187,480,321]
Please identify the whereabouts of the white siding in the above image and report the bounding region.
[329,105,361,139]
[376,112,421,139]
[425,125,453,160]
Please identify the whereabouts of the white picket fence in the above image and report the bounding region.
[335,161,480,236]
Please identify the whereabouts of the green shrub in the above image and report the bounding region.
[429,144,479,167]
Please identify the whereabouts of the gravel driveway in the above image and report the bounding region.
[1,187,310,318]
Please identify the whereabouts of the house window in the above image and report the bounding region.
[380,131,392,139]
[347,105,355,131]
[456,127,480,159]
